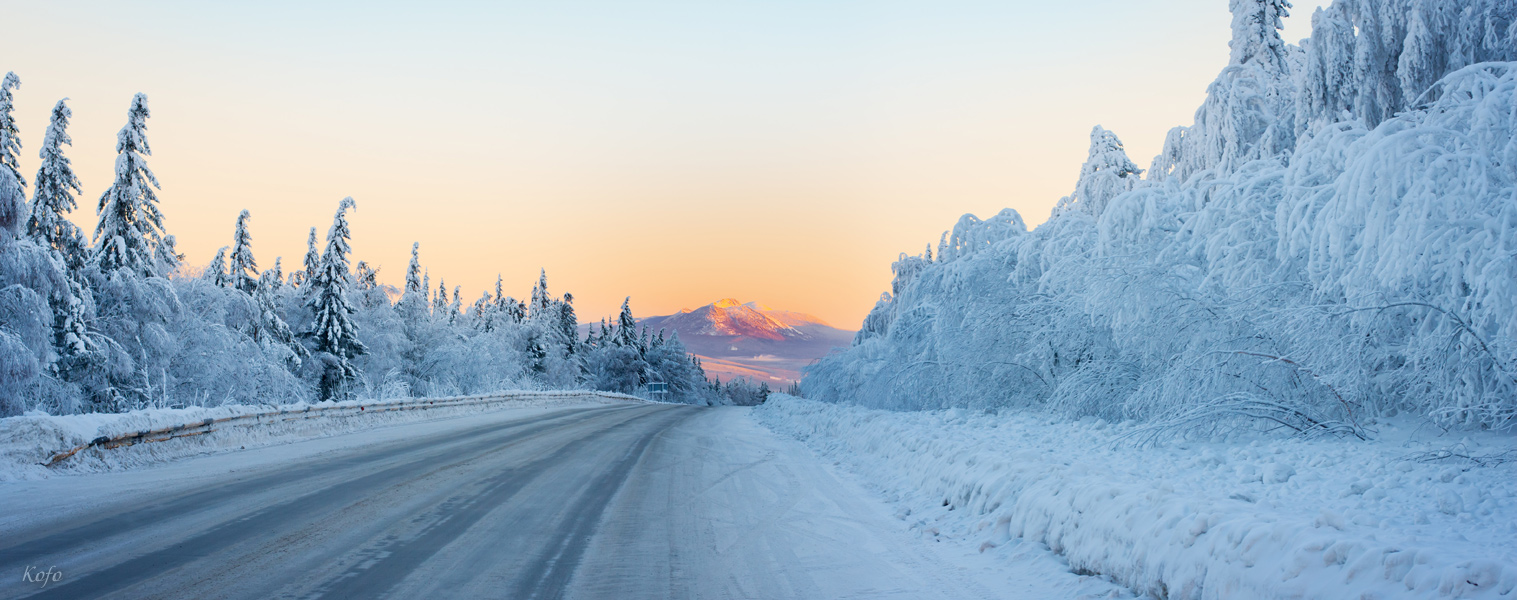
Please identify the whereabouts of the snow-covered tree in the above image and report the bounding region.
[207,246,230,287]
[353,260,380,292]
[265,257,283,292]
[422,270,431,308]
[92,94,170,277]
[448,285,462,324]
[0,72,21,189]
[433,279,448,315]
[1060,126,1142,217]
[404,242,423,296]
[615,297,640,350]
[0,167,66,415]
[1229,0,1292,73]
[469,291,495,331]
[558,292,579,355]
[495,273,524,323]
[809,12,1517,435]
[24,98,93,364]
[254,268,301,366]
[300,226,320,287]
[1295,3,1357,134]
[229,210,258,294]
[27,99,86,270]
[529,268,552,323]
[508,297,526,323]
[304,197,365,399]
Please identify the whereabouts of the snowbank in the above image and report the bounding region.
[0,390,641,481]
[754,395,1517,599]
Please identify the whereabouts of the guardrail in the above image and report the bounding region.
[42,390,642,468]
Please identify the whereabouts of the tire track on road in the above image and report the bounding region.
[508,407,694,600]
[11,405,648,600]
[0,404,627,575]
[309,405,691,600]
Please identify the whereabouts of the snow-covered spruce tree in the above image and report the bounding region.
[522,269,574,384]
[1229,0,1292,72]
[580,298,712,403]
[297,226,319,289]
[28,99,87,269]
[558,292,578,355]
[92,94,170,277]
[643,331,712,404]
[27,98,94,364]
[1058,126,1142,217]
[433,278,448,316]
[229,210,258,294]
[304,197,365,400]
[353,260,377,291]
[404,242,424,299]
[615,296,640,350]
[421,270,431,308]
[0,72,21,189]
[469,291,495,332]
[75,97,185,412]
[529,268,552,321]
[352,261,386,309]
[584,298,647,395]
[448,285,461,324]
[500,295,525,323]
[253,267,302,367]
[467,277,500,332]
[255,257,298,356]
[46,276,92,371]
[395,244,430,327]
[265,257,283,292]
[206,246,229,287]
[390,242,437,393]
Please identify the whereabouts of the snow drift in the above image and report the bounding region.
[755,395,1517,600]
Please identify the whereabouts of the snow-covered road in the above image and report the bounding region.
[0,401,1115,599]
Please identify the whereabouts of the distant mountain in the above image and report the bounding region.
[638,299,854,384]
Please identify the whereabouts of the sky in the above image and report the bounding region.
[7,1,1323,328]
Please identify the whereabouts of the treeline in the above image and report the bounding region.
[0,78,728,416]
[805,0,1517,436]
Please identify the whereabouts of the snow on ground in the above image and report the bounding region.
[753,394,1517,600]
[0,391,638,481]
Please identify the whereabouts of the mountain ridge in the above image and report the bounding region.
[638,299,854,384]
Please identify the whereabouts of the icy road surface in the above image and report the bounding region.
[0,402,1122,599]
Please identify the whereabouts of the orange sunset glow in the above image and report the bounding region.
[6,1,1322,328]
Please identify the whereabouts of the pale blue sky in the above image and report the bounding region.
[8,1,1323,326]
